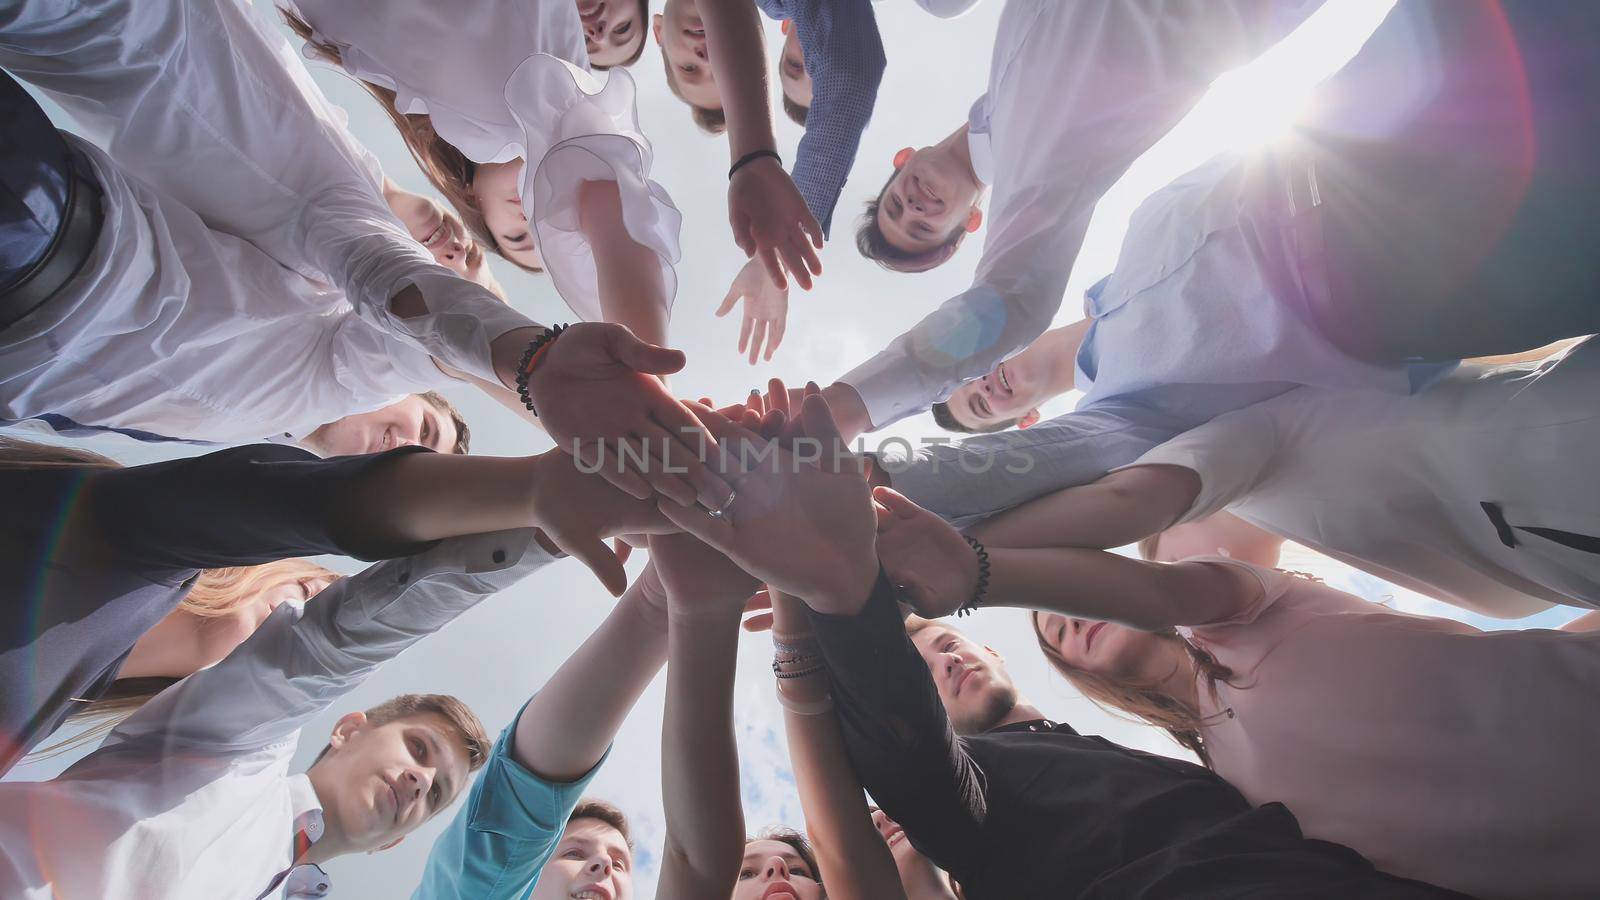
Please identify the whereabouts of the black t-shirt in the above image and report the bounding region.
[0,443,430,774]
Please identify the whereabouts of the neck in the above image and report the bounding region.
[937,123,979,187]
[1036,321,1091,396]
[1154,643,1202,714]
[119,614,199,681]
[299,767,349,866]
[994,697,1048,729]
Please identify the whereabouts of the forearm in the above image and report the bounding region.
[701,0,776,160]
[772,592,907,900]
[659,603,745,898]
[332,452,548,547]
[514,573,668,781]
[986,550,1253,629]
[971,465,1201,550]
[579,181,670,348]
[1560,610,1600,633]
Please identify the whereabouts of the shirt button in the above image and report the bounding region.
[492,549,507,564]
[396,568,410,584]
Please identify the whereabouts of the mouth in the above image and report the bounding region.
[375,426,394,453]
[571,886,613,900]
[997,361,1014,396]
[381,777,401,825]
[419,214,449,250]
[1085,622,1107,654]
[881,821,907,848]
[912,174,941,205]
[761,885,799,900]
[950,665,975,695]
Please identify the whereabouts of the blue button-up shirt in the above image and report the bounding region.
[756,0,886,235]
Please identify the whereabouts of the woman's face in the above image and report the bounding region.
[578,0,645,68]
[470,160,545,270]
[189,575,335,670]
[1037,613,1166,682]
[731,839,822,900]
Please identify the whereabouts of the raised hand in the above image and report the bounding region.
[717,258,790,364]
[728,157,824,292]
[872,486,979,618]
[528,450,681,596]
[650,533,761,623]
[521,322,728,509]
[654,385,878,614]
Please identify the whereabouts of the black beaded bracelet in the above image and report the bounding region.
[955,535,991,618]
[729,148,782,179]
[514,324,567,417]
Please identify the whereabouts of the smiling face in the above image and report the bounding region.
[731,839,823,900]
[309,713,472,854]
[529,817,634,900]
[654,1,723,111]
[874,146,984,258]
[1035,613,1169,682]
[469,160,545,271]
[778,24,812,110]
[578,0,645,68]
[943,355,1047,432]
[302,395,459,458]
[909,624,1018,735]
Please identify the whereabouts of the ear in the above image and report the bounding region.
[964,208,984,233]
[984,644,1004,662]
[375,835,406,853]
[328,711,368,750]
[781,18,792,35]
[651,14,664,41]
[1017,408,1041,429]
[893,147,913,169]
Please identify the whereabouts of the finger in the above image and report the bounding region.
[613,538,633,567]
[637,425,697,506]
[650,391,722,461]
[716,285,741,318]
[799,391,847,467]
[759,408,787,441]
[795,234,823,281]
[590,440,652,500]
[608,327,687,376]
[730,213,755,257]
[757,245,787,291]
[874,498,896,531]
[778,241,813,292]
[747,320,766,366]
[738,311,754,355]
[766,378,791,418]
[872,485,922,519]
[655,496,738,553]
[745,589,773,614]
[801,209,825,250]
[741,612,775,633]
[560,532,629,597]
[766,315,785,361]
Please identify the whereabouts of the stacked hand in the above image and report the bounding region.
[717,258,790,364]
[521,322,729,510]
[728,157,824,292]
[650,532,761,623]
[529,450,680,596]
[653,382,878,613]
[872,487,979,618]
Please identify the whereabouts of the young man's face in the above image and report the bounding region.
[732,839,822,900]
[302,395,458,457]
[310,713,472,853]
[875,146,983,257]
[578,0,645,68]
[943,356,1047,431]
[529,817,634,900]
[911,625,1018,735]
[1035,613,1166,683]
[778,24,812,109]
[654,1,723,112]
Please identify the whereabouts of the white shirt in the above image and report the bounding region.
[842,0,1321,427]
[0,529,554,900]
[286,0,683,322]
[1129,340,1600,617]
[0,138,447,443]
[0,0,536,387]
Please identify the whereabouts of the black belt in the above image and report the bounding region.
[0,146,105,332]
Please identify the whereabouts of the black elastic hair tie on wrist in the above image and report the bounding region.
[729,148,782,180]
[956,535,991,618]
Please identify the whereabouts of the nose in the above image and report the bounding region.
[584,15,605,40]
[400,767,434,812]
[692,41,708,61]
[585,854,613,877]
[763,856,791,881]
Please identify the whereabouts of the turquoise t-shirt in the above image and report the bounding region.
[413,702,609,900]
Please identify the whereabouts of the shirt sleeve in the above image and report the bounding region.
[1115,397,1288,525]
[840,0,1324,427]
[105,529,555,754]
[805,573,987,877]
[75,444,438,575]
[414,702,611,900]
[785,0,886,235]
[880,400,1191,529]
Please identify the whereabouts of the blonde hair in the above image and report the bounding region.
[1030,612,1238,769]
[0,436,119,470]
[282,11,544,274]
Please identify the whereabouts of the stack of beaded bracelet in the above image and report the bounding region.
[772,632,833,716]
[955,534,991,618]
[513,324,568,416]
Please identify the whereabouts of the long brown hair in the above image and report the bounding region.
[282,11,544,273]
[1031,612,1240,769]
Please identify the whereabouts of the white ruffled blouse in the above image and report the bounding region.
[287,0,682,321]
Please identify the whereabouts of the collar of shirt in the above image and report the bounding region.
[966,110,995,188]
[989,718,1073,736]
[260,776,332,899]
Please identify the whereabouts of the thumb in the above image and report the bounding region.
[716,283,742,318]
[562,534,628,597]
[609,327,686,376]
[872,485,921,519]
[612,538,633,567]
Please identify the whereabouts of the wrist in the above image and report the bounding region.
[491,325,549,390]
[802,560,879,617]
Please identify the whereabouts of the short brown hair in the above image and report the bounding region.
[782,93,809,127]
[314,693,491,772]
[856,172,969,273]
[570,798,634,847]
[930,401,1018,435]
[660,52,727,134]
[417,391,471,454]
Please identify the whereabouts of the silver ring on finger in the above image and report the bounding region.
[708,488,738,521]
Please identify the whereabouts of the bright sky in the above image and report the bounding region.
[6,1,1583,896]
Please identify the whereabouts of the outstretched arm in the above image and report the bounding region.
[970,465,1200,551]
[579,180,671,349]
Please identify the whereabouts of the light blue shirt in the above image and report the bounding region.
[884,153,1454,528]
[413,701,609,900]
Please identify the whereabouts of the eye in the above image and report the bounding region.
[564,849,586,861]
[681,63,697,75]
[410,737,426,760]
[943,640,958,653]
[430,783,442,805]
[738,868,756,880]
[615,20,632,36]
[613,854,629,872]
